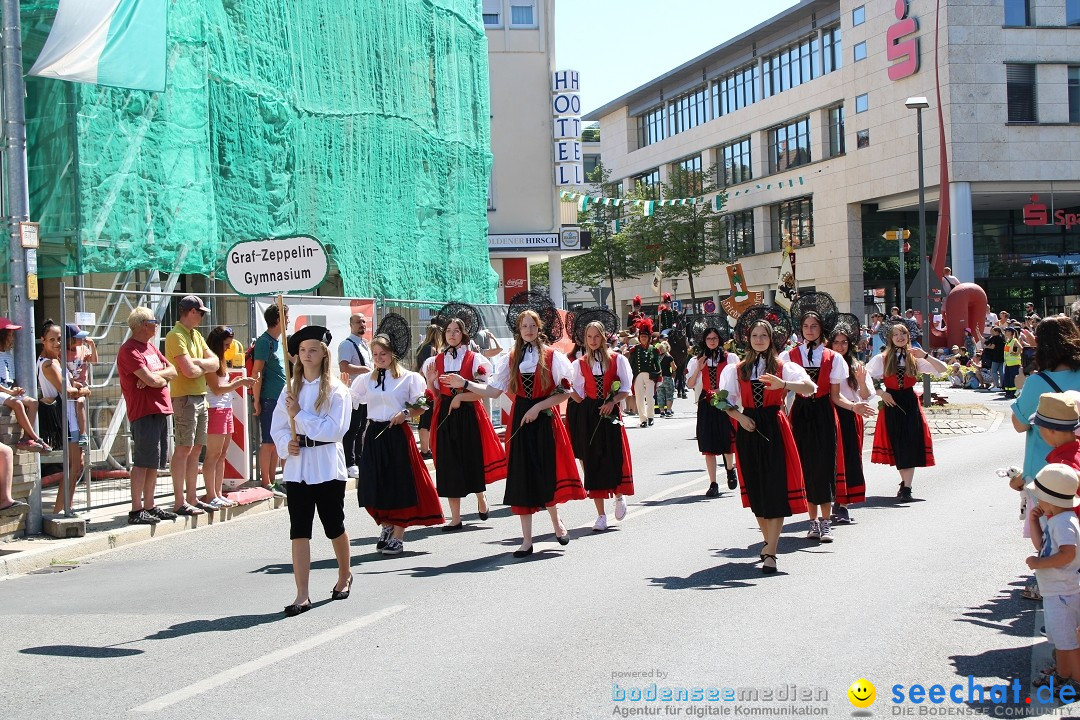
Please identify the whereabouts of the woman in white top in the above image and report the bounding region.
[353,314,444,556]
[38,320,89,515]
[778,293,850,543]
[422,307,506,530]
[203,326,254,510]
[720,306,816,574]
[867,319,948,501]
[685,325,740,497]
[269,325,353,617]
[442,307,585,557]
[566,313,634,532]
[827,314,876,524]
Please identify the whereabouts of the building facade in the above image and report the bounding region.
[585,0,1080,320]
[484,0,585,305]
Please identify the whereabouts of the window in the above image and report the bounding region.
[509,1,535,27]
[822,25,842,74]
[633,168,661,198]
[855,93,869,113]
[1006,64,1037,122]
[856,129,870,149]
[482,0,501,27]
[583,154,601,180]
[852,5,866,26]
[712,63,758,117]
[1004,0,1031,26]
[769,116,811,173]
[1069,0,1080,26]
[762,34,818,98]
[668,86,709,136]
[637,106,666,148]
[672,155,703,195]
[1069,67,1079,123]
[722,210,756,260]
[487,170,495,211]
[719,137,753,187]
[772,197,813,251]
[853,41,867,62]
[829,105,845,157]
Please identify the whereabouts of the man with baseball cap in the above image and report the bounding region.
[165,295,219,516]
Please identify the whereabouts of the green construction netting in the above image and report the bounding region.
[20,0,497,303]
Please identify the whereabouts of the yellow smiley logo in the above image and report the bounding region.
[848,679,876,709]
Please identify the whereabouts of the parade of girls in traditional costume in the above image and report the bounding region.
[258,284,962,614]
[442,291,585,557]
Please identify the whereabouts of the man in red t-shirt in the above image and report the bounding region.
[117,307,179,525]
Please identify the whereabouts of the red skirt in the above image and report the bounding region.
[735,406,808,518]
[870,387,935,469]
[835,407,865,505]
[361,423,445,528]
[505,396,585,515]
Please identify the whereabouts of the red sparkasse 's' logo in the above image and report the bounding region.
[887,0,920,80]
[1024,194,1049,226]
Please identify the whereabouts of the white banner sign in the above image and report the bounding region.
[226,235,329,296]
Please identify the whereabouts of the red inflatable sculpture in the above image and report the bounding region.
[930,282,987,350]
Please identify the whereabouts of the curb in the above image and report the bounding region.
[0,478,361,579]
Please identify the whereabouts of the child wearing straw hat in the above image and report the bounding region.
[1025,463,1080,690]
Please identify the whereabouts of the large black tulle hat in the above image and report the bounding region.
[734,304,792,352]
[570,307,620,345]
[687,314,730,344]
[790,291,838,336]
[287,325,332,357]
[432,302,482,338]
[830,313,862,342]
[373,313,411,359]
[506,289,564,341]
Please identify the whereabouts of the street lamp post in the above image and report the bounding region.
[906,96,932,408]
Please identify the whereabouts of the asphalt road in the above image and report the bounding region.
[0,392,1041,719]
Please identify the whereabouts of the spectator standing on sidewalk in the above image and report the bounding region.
[116,307,179,525]
[165,295,218,516]
[984,327,1006,390]
[252,304,288,497]
[203,326,255,509]
[38,320,88,515]
[337,313,370,479]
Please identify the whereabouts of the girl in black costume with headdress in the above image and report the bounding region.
[828,314,876,524]
[685,321,740,497]
[565,309,634,532]
[720,306,815,574]
[422,303,507,530]
[353,314,444,556]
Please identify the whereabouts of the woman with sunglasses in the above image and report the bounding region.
[203,326,255,509]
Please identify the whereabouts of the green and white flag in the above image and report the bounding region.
[29,0,168,92]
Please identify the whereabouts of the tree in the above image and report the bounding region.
[621,165,727,307]
[532,163,636,306]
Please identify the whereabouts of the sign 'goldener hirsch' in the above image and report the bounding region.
[225,235,329,296]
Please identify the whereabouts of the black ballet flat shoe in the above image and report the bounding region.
[441,522,463,532]
[556,533,570,546]
[478,509,489,521]
[512,546,534,558]
[331,575,353,601]
[761,554,778,574]
[726,468,738,491]
[283,601,312,617]
[705,482,720,498]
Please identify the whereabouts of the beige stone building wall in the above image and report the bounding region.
[586,0,1080,317]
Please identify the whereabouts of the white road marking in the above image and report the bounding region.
[130,604,407,713]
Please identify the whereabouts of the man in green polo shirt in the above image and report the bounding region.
[165,295,219,516]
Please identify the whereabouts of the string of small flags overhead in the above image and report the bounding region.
[559,176,806,217]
